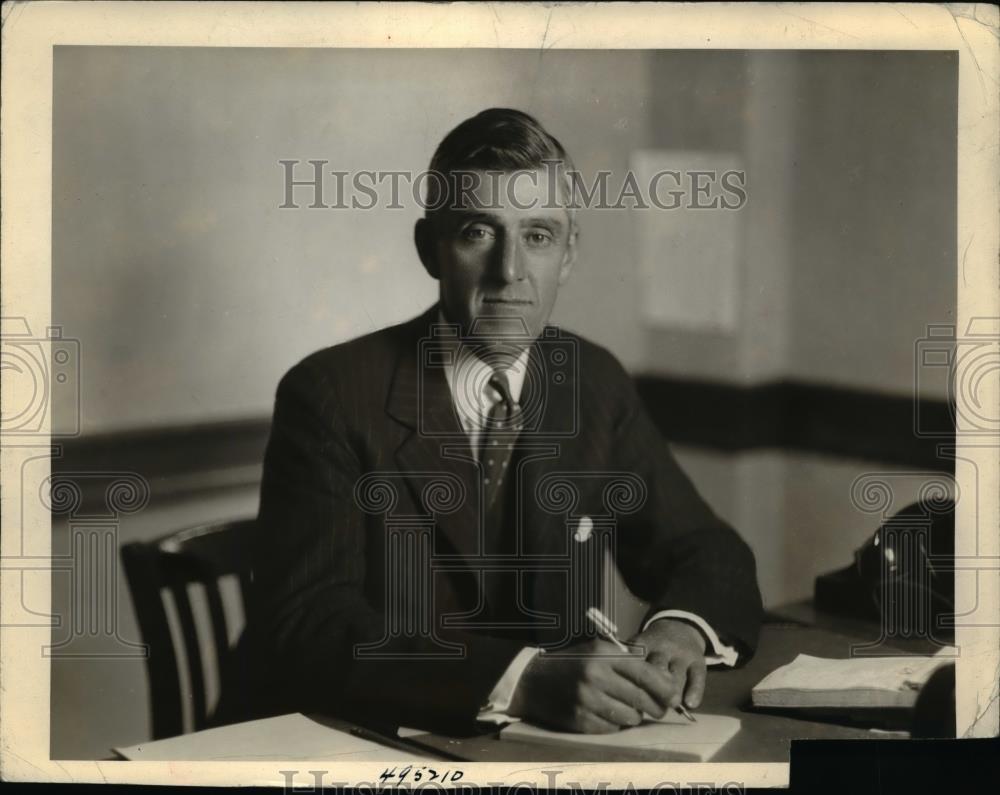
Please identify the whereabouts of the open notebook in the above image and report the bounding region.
[752,649,956,709]
[114,714,429,761]
[500,712,741,761]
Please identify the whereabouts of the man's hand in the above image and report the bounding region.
[506,639,677,733]
[628,618,708,711]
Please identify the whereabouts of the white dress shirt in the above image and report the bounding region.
[436,321,737,723]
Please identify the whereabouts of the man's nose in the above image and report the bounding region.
[494,235,525,283]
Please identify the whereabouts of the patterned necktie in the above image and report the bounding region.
[479,369,525,629]
[479,369,518,512]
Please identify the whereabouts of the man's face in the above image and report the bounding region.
[417,169,577,348]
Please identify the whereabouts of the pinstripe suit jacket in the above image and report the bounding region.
[233,305,763,731]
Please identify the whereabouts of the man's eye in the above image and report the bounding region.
[525,231,554,247]
[460,225,494,241]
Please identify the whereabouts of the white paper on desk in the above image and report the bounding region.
[114,713,429,761]
[752,650,956,709]
[500,713,740,761]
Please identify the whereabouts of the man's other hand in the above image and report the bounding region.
[506,639,678,733]
[628,618,708,711]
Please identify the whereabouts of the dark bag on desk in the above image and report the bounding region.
[814,499,955,641]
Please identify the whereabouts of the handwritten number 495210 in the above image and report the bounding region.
[379,766,464,784]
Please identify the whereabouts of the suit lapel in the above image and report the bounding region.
[384,315,593,629]
[515,334,598,645]
[516,333,586,559]
[386,308,483,561]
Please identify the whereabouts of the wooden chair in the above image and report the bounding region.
[121,518,255,739]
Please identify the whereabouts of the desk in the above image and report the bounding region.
[401,615,925,763]
[117,613,927,763]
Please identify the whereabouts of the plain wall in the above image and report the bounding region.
[643,50,957,391]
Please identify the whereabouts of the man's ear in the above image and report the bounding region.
[557,226,578,285]
[414,217,440,280]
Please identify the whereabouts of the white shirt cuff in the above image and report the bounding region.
[642,609,739,667]
[477,646,542,724]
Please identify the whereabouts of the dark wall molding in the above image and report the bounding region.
[634,376,954,472]
[51,377,955,508]
[51,418,271,507]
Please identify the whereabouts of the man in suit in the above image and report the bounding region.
[239,108,763,734]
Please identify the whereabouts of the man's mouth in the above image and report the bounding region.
[482,297,533,305]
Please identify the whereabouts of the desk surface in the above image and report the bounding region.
[403,616,928,763]
[120,613,932,764]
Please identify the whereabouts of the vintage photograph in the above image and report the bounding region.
[2,2,998,790]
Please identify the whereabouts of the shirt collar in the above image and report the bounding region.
[437,309,531,428]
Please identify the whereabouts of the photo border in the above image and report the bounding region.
[2,1,997,788]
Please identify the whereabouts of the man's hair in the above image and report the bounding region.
[423,108,577,220]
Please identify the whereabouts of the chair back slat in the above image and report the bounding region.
[237,570,254,618]
[169,581,208,732]
[120,518,255,740]
[204,581,234,702]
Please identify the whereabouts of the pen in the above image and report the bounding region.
[672,703,697,723]
[585,606,698,724]
[586,606,631,652]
